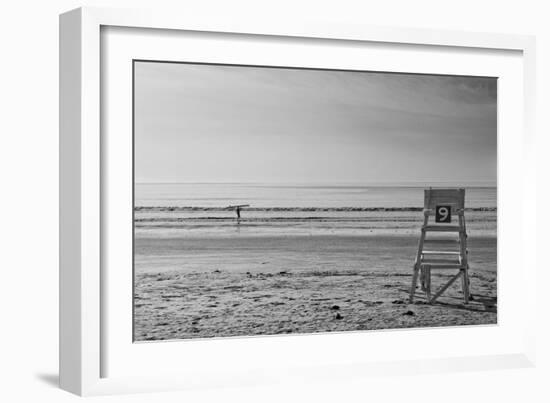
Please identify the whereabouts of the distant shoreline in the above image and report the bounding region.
[135,182,498,188]
[135,206,497,212]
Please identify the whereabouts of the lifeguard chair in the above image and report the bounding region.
[410,188,470,304]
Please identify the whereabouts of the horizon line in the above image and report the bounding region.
[135,181,497,187]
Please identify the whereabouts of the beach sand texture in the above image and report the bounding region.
[134,207,497,341]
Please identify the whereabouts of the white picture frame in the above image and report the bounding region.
[59,7,537,396]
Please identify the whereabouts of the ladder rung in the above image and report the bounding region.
[424,239,459,244]
[420,263,464,269]
[421,251,460,255]
[420,258,460,264]
[423,225,462,232]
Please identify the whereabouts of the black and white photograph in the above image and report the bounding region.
[132,61,497,341]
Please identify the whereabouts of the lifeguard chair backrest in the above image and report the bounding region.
[424,188,465,212]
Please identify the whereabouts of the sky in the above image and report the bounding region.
[134,61,497,186]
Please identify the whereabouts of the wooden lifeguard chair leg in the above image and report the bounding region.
[464,263,471,303]
[458,213,470,304]
[410,264,420,303]
[410,215,429,303]
[420,263,435,292]
[424,265,432,300]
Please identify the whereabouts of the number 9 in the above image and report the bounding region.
[438,206,449,221]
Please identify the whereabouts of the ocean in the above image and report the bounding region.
[135,183,497,209]
[134,183,497,239]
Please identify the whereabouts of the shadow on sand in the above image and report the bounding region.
[401,285,497,314]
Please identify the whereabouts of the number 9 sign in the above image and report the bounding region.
[436,205,451,223]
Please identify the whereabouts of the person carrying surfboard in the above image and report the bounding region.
[227,204,249,220]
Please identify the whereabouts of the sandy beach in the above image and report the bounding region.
[134,214,497,341]
[131,64,499,342]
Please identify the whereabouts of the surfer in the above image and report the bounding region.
[227,204,249,221]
